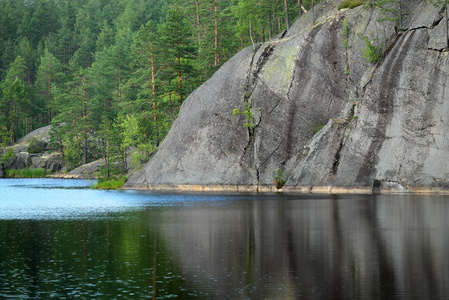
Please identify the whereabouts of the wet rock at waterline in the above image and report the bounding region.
[124,0,449,193]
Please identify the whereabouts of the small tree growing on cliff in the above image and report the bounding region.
[274,168,286,189]
[362,36,382,63]
[232,101,257,137]
[375,0,404,29]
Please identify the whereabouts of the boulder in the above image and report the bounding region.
[62,159,105,178]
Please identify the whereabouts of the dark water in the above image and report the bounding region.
[0,179,448,299]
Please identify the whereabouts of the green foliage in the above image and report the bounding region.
[93,175,127,189]
[338,0,365,10]
[310,122,325,134]
[0,125,13,147]
[27,137,47,154]
[5,168,48,178]
[374,0,404,28]
[130,143,156,170]
[61,133,83,171]
[341,18,351,49]
[274,168,286,190]
[232,101,257,130]
[33,49,64,125]
[0,148,17,165]
[0,0,327,177]
[362,36,382,63]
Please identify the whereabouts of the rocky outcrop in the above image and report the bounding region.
[3,126,64,174]
[16,125,52,144]
[58,159,105,178]
[7,152,63,173]
[124,0,449,194]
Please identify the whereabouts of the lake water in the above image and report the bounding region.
[0,178,448,299]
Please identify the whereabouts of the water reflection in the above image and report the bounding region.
[161,195,449,299]
[0,179,448,299]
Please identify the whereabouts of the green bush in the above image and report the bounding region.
[27,137,47,153]
[0,147,16,165]
[338,0,365,10]
[233,101,257,130]
[362,36,382,63]
[130,143,156,170]
[93,175,127,189]
[274,168,286,190]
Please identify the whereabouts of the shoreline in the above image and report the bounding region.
[122,183,449,195]
[5,175,449,195]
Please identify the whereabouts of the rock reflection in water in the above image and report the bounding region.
[1,188,448,299]
[162,195,449,299]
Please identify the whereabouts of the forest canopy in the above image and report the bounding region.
[0,0,321,176]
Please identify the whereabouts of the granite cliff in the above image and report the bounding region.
[124,0,449,193]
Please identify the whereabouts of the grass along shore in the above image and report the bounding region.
[92,176,127,189]
[5,168,49,178]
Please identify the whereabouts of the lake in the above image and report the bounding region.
[0,178,448,299]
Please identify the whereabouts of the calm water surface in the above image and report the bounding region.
[0,178,448,299]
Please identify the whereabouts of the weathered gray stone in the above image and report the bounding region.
[124,0,449,192]
[5,126,64,174]
[16,125,51,144]
[63,159,105,178]
[30,153,63,172]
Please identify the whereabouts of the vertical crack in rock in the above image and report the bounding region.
[252,44,275,84]
[332,103,356,175]
[240,43,276,186]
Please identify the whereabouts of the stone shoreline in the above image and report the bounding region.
[122,184,449,195]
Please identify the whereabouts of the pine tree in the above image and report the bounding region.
[158,4,197,104]
[129,20,163,145]
[34,49,64,126]
[376,0,404,29]
[0,56,30,143]
[50,67,91,168]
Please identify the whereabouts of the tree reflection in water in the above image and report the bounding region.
[0,193,448,299]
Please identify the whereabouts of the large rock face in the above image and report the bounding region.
[125,0,449,193]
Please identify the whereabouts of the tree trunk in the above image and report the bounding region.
[117,54,122,113]
[82,80,88,165]
[269,13,273,39]
[214,0,220,66]
[48,77,52,122]
[150,41,158,145]
[83,135,88,165]
[177,54,182,102]
[195,0,201,53]
[284,0,289,30]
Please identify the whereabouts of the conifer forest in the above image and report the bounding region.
[0,0,320,175]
